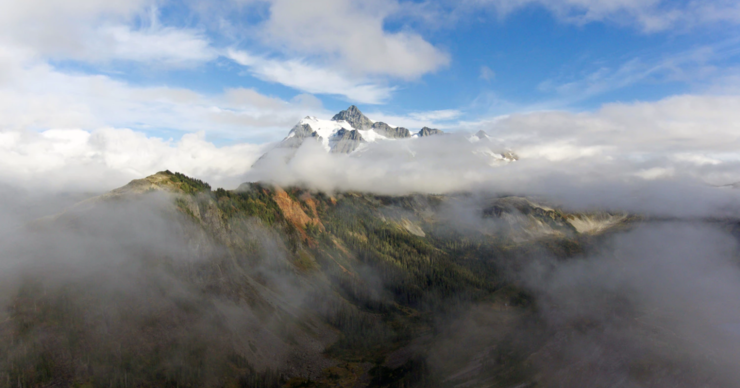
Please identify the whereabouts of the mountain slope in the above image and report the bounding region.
[7,172,731,388]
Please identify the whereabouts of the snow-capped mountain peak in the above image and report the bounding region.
[331,105,374,130]
[265,105,517,164]
[283,106,418,153]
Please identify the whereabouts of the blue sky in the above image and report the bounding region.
[3,0,737,143]
[150,1,739,119]
[1,0,740,190]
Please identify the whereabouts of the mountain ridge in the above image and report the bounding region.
[8,170,737,388]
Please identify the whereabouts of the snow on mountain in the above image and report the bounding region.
[285,116,355,151]
[283,106,408,153]
[271,106,518,164]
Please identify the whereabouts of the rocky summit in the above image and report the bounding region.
[331,105,374,130]
[417,126,444,137]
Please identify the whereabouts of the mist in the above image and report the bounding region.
[0,189,345,386]
[247,130,740,220]
[525,222,740,386]
[2,98,740,387]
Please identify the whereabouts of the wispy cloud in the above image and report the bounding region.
[259,0,449,79]
[362,109,463,130]
[227,49,395,104]
[535,39,740,104]
[472,0,740,32]
[0,2,217,67]
[480,65,496,81]
[86,23,217,67]
[0,51,324,141]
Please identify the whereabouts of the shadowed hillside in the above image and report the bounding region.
[1,172,737,388]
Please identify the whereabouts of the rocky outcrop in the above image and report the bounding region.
[330,128,364,153]
[417,127,444,137]
[371,122,411,138]
[272,187,324,235]
[281,123,319,148]
[331,105,373,130]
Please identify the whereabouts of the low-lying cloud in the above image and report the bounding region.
[2,92,740,218]
[242,97,740,218]
[0,127,265,192]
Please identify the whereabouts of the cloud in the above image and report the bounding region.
[536,41,740,103]
[0,0,449,103]
[227,49,395,104]
[0,50,325,141]
[480,65,496,81]
[361,109,463,129]
[488,94,740,158]
[521,222,740,386]
[409,109,463,122]
[0,127,265,192]
[2,73,739,215]
[245,93,740,219]
[258,0,449,79]
[472,0,740,32]
[0,1,217,67]
[84,23,217,66]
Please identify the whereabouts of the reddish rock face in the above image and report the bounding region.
[272,187,324,237]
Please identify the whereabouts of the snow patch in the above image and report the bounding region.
[298,116,354,151]
[358,129,389,142]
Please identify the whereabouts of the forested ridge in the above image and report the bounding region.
[0,171,638,388]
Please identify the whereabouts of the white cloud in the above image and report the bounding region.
[487,94,740,155]
[0,50,326,141]
[470,94,740,185]
[475,0,740,31]
[0,0,449,105]
[0,127,265,192]
[257,0,449,79]
[409,110,463,122]
[0,1,218,67]
[364,109,462,130]
[532,41,740,104]
[86,24,217,66]
[1,87,739,220]
[248,93,740,200]
[227,49,395,104]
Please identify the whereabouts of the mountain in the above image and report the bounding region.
[263,106,517,167]
[278,106,427,154]
[417,127,444,137]
[370,121,411,139]
[331,105,373,130]
[4,170,681,388]
[331,127,364,153]
[6,171,738,387]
